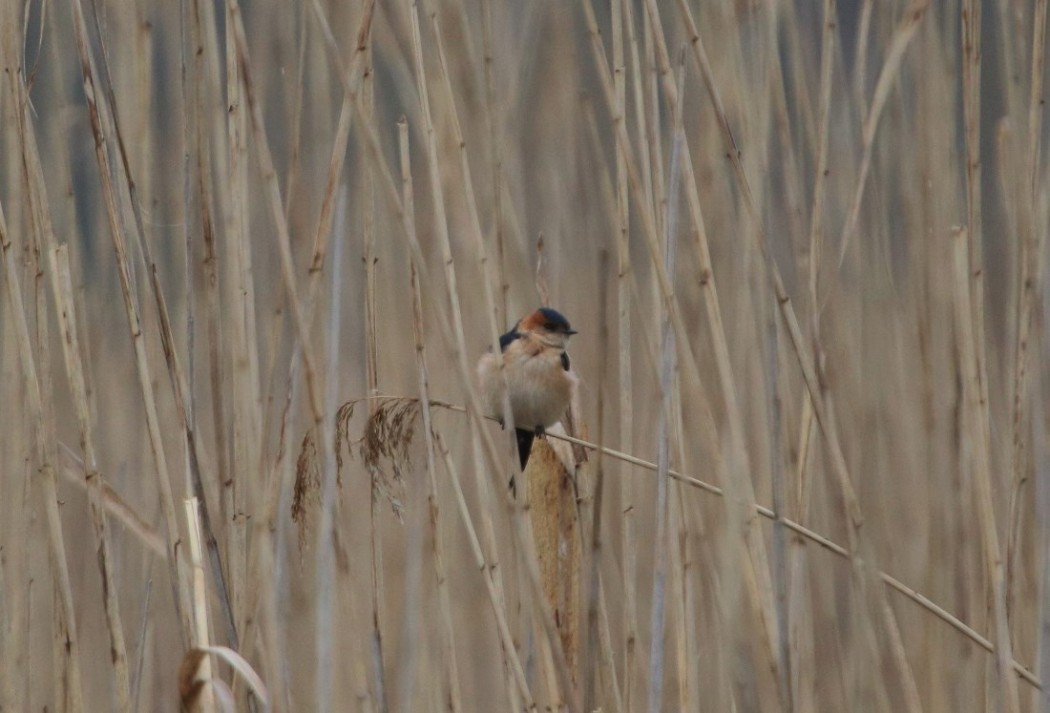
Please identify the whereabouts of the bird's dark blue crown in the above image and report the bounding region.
[536,307,573,333]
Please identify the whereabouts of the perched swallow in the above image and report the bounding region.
[477,307,579,469]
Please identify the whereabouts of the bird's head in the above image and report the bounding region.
[518,307,577,348]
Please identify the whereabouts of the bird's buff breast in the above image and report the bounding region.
[478,350,576,429]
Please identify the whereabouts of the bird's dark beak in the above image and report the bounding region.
[565,328,578,335]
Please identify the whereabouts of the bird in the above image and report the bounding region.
[477,307,578,470]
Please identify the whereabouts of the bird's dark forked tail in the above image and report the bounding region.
[508,428,536,495]
[515,428,535,470]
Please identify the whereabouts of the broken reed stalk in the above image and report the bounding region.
[184,497,216,713]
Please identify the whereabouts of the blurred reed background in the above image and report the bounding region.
[1,0,1049,710]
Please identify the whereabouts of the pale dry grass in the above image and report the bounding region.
[1,0,1049,711]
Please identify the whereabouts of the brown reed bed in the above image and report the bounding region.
[1,0,1049,711]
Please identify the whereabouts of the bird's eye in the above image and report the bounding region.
[544,323,556,331]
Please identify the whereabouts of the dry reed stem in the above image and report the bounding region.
[401,3,581,707]
[952,226,1021,712]
[404,0,471,377]
[671,5,930,703]
[406,216,465,713]
[641,9,666,247]
[47,245,131,713]
[479,0,508,323]
[853,0,874,115]
[671,392,703,711]
[306,0,376,283]
[0,552,12,710]
[962,1,1018,709]
[406,207,463,713]
[433,432,537,710]
[424,0,505,357]
[362,395,1040,692]
[1007,0,1048,638]
[227,0,322,426]
[583,251,625,713]
[314,178,350,713]
[130,573,154,712]
[282,2,308,223]
[617,1,651,709]
[359,14,389,712]
[610,0,639,705]
[809,0,836,308]
[767,310,792,713]
[837,1,929,264]
[211,0,262,681]
[587,6,690,405]
[795,0,836,706]
[643,0,785,695]
[674,0,862,537]
[623,0,655,234]
[0,190,85,713]
[184,497,216,712]
[187,0,236,647]
[589,0,784,702]
[68,0,195,649]
[403,3,525,707]
[240,7,376,683]
[644,47,685,712]
[255,0,369,535]
[87,0,238,651]
[10,1,1048,709]
[180,644,271,712]
[1038,370,1050,711]
[525,440,582,682]
[2,40,97,709]
[433,0,587,697]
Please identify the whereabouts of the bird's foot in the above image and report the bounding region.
[534,425,547,439]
